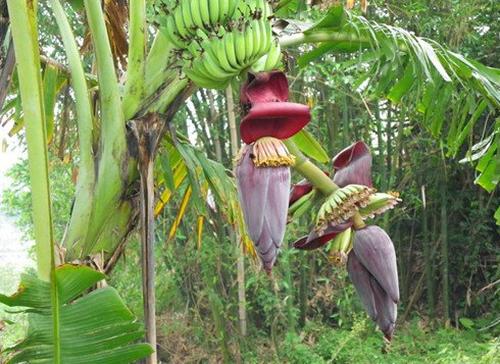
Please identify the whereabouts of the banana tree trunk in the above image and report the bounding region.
[226,85,248,337]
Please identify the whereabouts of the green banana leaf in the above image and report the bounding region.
[0,265,153,364]
[290,129,330,163]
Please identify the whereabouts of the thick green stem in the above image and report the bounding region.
[7,0,54,281]
[284,139,337,195]
[144,32,176,98]
[80,0,127,257]
[123,0,146,120]
[8,1,62,361]
[50,0,95,253]
[279,31,370,48]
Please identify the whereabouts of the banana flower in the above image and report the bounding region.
[236,71,310,272]
[347,225,399,341]
[289,141,400,341]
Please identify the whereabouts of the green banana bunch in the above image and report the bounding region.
[182,18,274,89]
[316,184,375,228]
[328,227,353,266]
[235,0,272,19]
[157,0,278,89]
[359,192,402,220]
[160,0,242,44]
[288,189,318,220]
[251,39,283,72]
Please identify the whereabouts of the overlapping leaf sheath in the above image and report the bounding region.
[236,71,311,271]
[347,225,399,340]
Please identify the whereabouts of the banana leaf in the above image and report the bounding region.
[0,265,153,364]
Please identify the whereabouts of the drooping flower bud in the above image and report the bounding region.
[353,225,399,303]
[347,225,399,341]
[236,71,311,271]
[347,252,397,341]
[235,144,290,272]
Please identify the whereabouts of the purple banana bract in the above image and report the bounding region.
[235,144,290,272]
[347,225,399,340]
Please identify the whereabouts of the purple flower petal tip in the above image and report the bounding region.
[293,221,352,250]
[289,179,313,206]
[240,102,311,144]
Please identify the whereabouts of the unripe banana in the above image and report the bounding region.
[173,5,189,39]
[328,228,352,266]
[244,21,255,63]
[202,49,231,80]
[264,40,282,70]
[209,0,220,25]
[190,0,205,29]
[214,38,238,73]
[219,0,229,20]
[254,19,264,59]
[359,192,402,219]
[234,28,247,66]
[224,31,239,69]
[181,0,194,35]
[184,66,220,89]
[199,0,211,27]
[227,0,240,19]
[164,15,186,48]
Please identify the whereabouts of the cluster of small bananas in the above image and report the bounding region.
[328,228,353,266]
[316,184,374,229]
[359,192,402,219]
[156,0,282,89]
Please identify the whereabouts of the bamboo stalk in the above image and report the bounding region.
[440,163,450,325]
[421,184,435,319]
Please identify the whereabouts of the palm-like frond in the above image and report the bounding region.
[155,133,257,256]
[281,5,499,197]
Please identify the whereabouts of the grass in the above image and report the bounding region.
[242,318,499,364]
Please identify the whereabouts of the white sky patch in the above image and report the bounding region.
[0,122,34,293]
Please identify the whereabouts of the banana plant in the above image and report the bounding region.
[0,1,152,362]
[0,0,499,360]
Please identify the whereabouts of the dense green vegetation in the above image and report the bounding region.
[0,0,498,362]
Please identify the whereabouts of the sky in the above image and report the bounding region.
[0,124,33,294]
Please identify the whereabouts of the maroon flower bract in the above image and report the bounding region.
[240,102,311,144]
[289,179,314,206]
[240,71,289,105]
[332,141,372,187]
[293,221,352,250]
